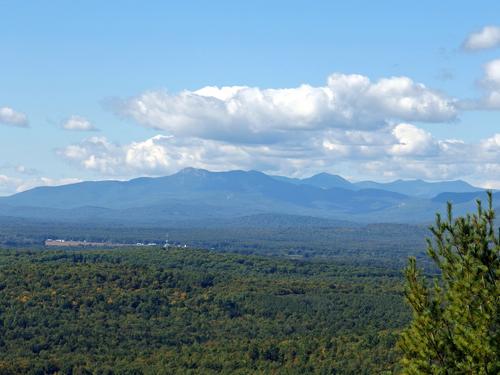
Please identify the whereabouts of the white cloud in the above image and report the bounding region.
[461,59,500,109]
[113,73,457,144]
[479,59,500,109]
[58,135,278,176]
[62,115,97,131]
[0,175,20,195]
[60,133,387,177]
[484,91,500,108]
[483,59,500,87]
[52,72,498,188]
[0,174,81,196]
[359,133,500,184]
[390,124,437,156]
[327,74,456,123]
[57,127,500,188]
[0,107,29,127]
[463,26,500,51]
[480,133,500,153]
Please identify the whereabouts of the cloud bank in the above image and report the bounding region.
[58,126,500,188]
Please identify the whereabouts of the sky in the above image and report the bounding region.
[1,0,500,195]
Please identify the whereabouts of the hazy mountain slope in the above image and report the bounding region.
[0,168,489,224]
[353,179,480,198]
[297,173,354,190]
[432,191,499,204]
[1,168,407,211]
[271,173,482,198]
[273,173,355,190]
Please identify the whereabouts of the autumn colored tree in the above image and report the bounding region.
[399,192,499,374]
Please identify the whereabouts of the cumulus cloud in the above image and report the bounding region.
[463,59,500,109]
[62,115,98,131]
[463,26,500,51]
[389,124,438,156]
[53,72,498,188]
[355,133,499,185]
[59,133,391,177]
[58,135,279,176]
[484,59,500,84]
[113,73,457,144]
[0,107,29,127]
[480,133,500,152]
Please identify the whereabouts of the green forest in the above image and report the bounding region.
[0,247,409,374]
[0,217,430,267]
[0,200,497,374]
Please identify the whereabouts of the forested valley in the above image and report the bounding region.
[0,246,410,374]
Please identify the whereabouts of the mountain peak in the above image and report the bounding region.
[176,167,210,176]
[302,172,353,189]
[309,172,348,180]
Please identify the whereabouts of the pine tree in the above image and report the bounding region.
[399,192,499,374]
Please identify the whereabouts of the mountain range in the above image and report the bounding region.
[0,168,494,225]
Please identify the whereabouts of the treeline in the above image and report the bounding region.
[0,247,409,374]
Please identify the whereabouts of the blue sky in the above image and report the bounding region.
[1,1,500,194]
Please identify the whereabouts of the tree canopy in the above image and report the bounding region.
[399,192,499,374]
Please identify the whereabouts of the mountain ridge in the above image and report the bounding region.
[0,168,490,225]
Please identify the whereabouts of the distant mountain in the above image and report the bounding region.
[354,179,480,198]
[0,168,489,225]
[271,173,482,198]
[273,173,353,190]
[432,191,499,204]
[302,173,354,189]
[0,168,402,210]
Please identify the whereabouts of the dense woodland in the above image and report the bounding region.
[0,217,429,267]
[0,247,410,374]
